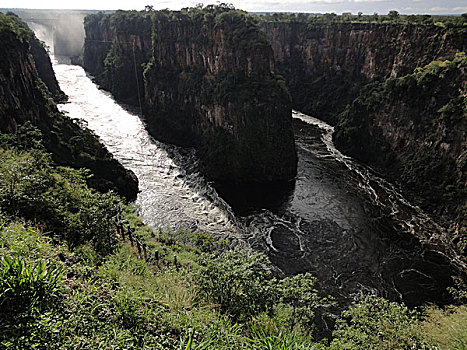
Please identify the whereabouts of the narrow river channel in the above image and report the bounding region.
[54,60,458,310]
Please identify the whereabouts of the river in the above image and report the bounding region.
[54,60,458,310]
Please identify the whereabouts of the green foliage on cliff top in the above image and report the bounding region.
[257,11,467,28]
[0,12,31,43]
[85,4,282,105]
[334,52,466,222]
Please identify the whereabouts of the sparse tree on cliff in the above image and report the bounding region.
[388,10,400,21]
[372,12,379,23]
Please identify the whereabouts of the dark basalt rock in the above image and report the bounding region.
[261,21,466,125]
[83,7,297,185]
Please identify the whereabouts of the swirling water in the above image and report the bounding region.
[54,60,459,309]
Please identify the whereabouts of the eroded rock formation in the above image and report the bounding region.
[83,7,297,185]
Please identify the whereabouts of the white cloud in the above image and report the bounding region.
[428,6,449,12]
[351,0,387,2]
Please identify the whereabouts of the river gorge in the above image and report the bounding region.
[54,59,459,311]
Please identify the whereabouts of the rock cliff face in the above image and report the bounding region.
[261,22,466,124]
[5,12,67,103]
[0,17,45,133]
[83,12,153,106]
[0,13,138,200]
[333,55,466,242]
[29,31,67,103]
[260,20,465,244]
[83,8,297,184]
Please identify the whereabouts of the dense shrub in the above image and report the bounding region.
[195,249,328,332]
[421,305,467,350]
[329,296,431,349]
[195,249,277,322]
[0,146,123,255]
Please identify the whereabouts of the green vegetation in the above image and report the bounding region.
[3,6,466,349]
[329,296,431,349]
[421,306,467,349]
[85,4,290,110]
[1,125,466,349]
[0,127,123,255]
[257,11,467,28]
[334,53,466,222]
[0,11,30,42]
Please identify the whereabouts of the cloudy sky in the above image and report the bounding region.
[2,0,467,14]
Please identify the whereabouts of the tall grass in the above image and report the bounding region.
[422,305,467,350]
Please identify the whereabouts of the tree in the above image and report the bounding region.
[195,249,277,322]
[323,12,337,23]
[407,15,416,24]
[330,296,430,349]
[279,273,323,331]
[388,10,400,21]
[342,12,352,18]
[372,12,379,22]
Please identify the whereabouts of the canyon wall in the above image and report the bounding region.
[262,21,466,125]
[0,13,138,200]
[83,7,297,185]
[262,20,466,243]
[333,54,466,245]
